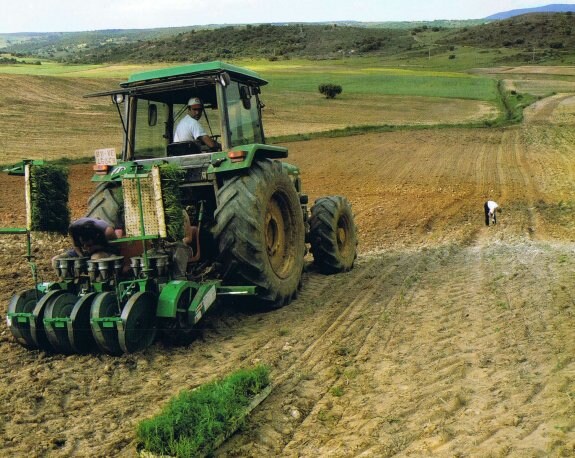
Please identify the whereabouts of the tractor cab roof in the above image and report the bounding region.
[85,61,266,107]
[122,61,267,87]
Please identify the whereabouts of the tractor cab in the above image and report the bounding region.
[88,61,267,161]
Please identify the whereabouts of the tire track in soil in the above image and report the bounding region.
[524,93,575,124]
[473,239,574,455]
[519,95,575,240]
[496,128,540,239]
[309,237,570,457]
[335,244,485,457]
[221,233,575,458]
[409,242,512,455]
[218,248,437,457]
[265,243,485,457]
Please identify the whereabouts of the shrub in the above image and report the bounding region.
[319,83,343,99]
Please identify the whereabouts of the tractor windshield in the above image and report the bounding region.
[131,96,221,160]
[132,99,168,159]
[123,75,264,159]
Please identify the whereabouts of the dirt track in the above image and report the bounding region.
[0,95,574,457]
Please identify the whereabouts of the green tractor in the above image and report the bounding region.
[5,61,357,355]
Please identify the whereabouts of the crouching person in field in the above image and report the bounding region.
[51,217,120,269]
[484,200,499,226]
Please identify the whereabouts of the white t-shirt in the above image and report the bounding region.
[487,201,499,213]
[173,115,207,142]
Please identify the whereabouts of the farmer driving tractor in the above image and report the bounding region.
[174,97,221,151]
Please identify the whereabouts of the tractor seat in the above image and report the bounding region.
[167,141,203,156]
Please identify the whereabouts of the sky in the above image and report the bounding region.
[2,1,575,33]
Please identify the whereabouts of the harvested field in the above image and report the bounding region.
[263,94,497,136]
[473,65,575,96]
[0,83,573,457]
[0,75,123,163]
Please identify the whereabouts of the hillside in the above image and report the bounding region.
[0,27,207,60]
[486,3,575,20]
[1,24,417,63]
[0,19,485,56]
[438,12,575,64]
[3,13,575,65]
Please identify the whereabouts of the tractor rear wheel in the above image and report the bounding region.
[213,159,305,308]
[310,196,358,274]
[85,181,124,229]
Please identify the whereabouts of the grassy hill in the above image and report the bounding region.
[114,24,417,63]
[0,21,489,64]
[1,24,417,63]
[438,13,575,64]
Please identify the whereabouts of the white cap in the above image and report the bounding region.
[187,97,202,108]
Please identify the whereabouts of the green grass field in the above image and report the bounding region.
[244,58,498,101]
[0,57,499,100]
[266,69,497,100]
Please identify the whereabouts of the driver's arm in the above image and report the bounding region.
[199,134,221,151]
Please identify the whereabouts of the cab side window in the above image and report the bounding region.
[226,83,263,147]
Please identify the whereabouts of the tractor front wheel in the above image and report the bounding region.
[310,196,358,274]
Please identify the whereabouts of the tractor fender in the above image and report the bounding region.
[208,144,288,174]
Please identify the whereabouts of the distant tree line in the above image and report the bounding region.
[0,56,41,65]
[1,24,413,64]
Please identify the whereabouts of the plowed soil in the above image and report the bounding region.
[0,95,575,457]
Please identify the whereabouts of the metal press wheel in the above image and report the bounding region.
[7,289,43,349]
[118,291,157,353]
[44,292,78,354]
[90,292,123,355]
[67,292,98,354]
[30,289,66,352]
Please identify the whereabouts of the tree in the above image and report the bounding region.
[319,83,342,99]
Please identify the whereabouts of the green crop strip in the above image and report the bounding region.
[159,164,186,242]
[30,164,70,234]
[136,365,271,457]
[267,72,497,101]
